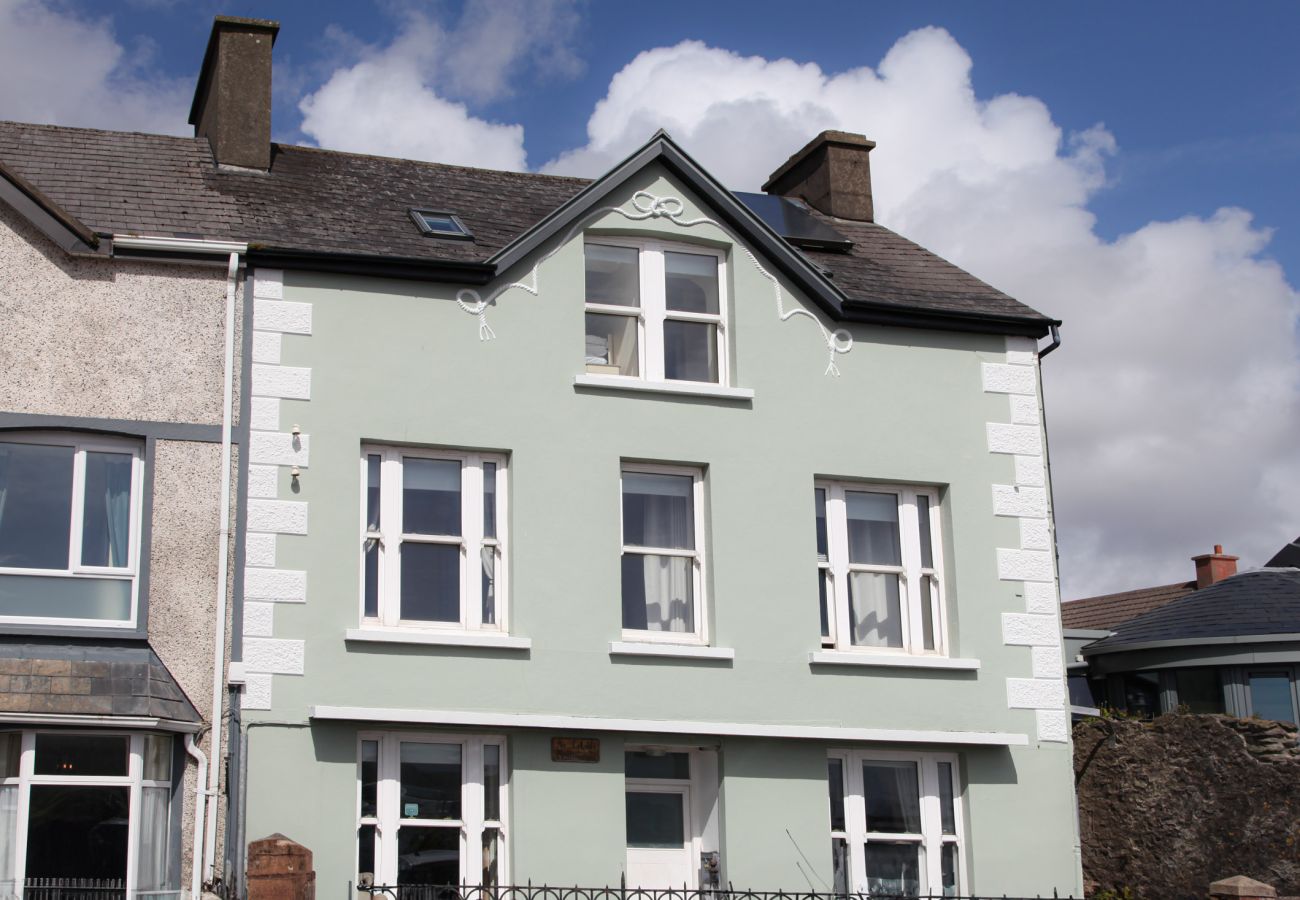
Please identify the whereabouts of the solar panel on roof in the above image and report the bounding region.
[734,191,853,251]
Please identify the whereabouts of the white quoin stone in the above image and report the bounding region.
[1014,455,1046,487]
[242,637,305,675]
[987,423,1043,456]
[251,330,282,365]
[243,601,274,637]
[1002,613,1061,646]
[241,674,273,710]
[247,465,279,499]
[1020,518,1052,551]
[1007,677,1065,709]
[981,363,1038,395]
[1024,582,1059,614]
[249,397,280,432]
[247,499,308,535]
[252,268,284,299]
[254,299,313,335]
[1005,336,1039,366]
[1010,394,1041,425]
[249,431,310,468]
[992,485,1048,518]
[997,548,1056,582]
[1036,709,1069,743]
[245,533,277,568]
[251,364,311,400]
[244,568,307,603]
[1032,645,1065,680]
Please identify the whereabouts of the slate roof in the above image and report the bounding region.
[1267,537,1300,568]
[1061,581,1197,630]
[1083,568,1300,654]
[0,120,1054,329]
[0,640,202,726]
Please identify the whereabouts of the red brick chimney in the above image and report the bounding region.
[762,131,876,222]
[1192,544,1239,589]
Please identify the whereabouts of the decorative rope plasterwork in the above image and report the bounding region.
[456,191,854,375]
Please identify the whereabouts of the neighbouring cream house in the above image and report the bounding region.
[0,16,1083,900]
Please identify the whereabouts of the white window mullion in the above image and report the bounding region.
[462,739,485,887]
[828,487,853,651]
[843,753,868,894]
[918,758,941,896]
[692,471,708,645]
[68,447,87,575]
[643,247,666,381]
[381,736,401,885]
[382,454,403,628]
[898,494,923,654]
[463,459,484,631]
[125,736,142,900]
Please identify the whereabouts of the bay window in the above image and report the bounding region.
[620,465,707,643]
[815,483,946,655]
[0,434,143,627]
[361,447,507,632]
[584,240,728,385]
[356,734,505,888]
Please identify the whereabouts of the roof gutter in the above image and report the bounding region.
[247,246,494,284]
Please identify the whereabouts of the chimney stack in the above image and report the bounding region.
[188,16,279,171]
[1192,544,1239,589]
[762,131,876,222]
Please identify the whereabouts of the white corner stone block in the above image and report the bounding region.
[1024,581,1059,614]
[981,362,1038,395]
[1005,336,1039,365]
[987,423,1042,456]
[1009,394,1041,425]
[254,299,313,335]
[253,268,284,299]
[242,637,305,676]
[992,485,1048,518]
[249,397,280,432]
[244,567,307,603]
[1014,455,1046,487]
[1036,709,1070,743]
[251,330,282,365]
[248,465,279,500]
[997,548,1055,582]
[249,431,310,468]
[1020,518,1052,551]
[1007,677,1064,710]
[1002,612,1061,646]
[245,532,277,568]
[243,601,274,638]
[1032,645,1065,680]
[247,499,308,535]
[241,674,273,710]
[251,364,311,400]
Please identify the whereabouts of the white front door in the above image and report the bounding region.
[625,782,694,888]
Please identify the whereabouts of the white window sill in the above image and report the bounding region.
[345,628,531,650]
[574,374,754,401]
[809,650,980,671]
[610,641,735,661]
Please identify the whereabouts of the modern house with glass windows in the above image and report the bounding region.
[0,15,1085,899]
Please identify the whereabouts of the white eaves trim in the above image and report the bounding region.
[609,641,735,660]
[574,374,754,401]
[345,628,531,651]
[0,712,204,733]
[309,705,1028,747]
[809,651,981,671]
[112,235,248,255]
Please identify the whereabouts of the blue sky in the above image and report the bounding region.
[1,0,1298,597]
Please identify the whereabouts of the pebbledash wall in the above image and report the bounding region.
[239,164,1081,897]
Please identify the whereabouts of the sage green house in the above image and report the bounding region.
[231,118,1082,898]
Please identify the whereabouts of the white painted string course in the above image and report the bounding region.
[455,191,854,375]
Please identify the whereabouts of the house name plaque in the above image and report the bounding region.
[551,737,600,763]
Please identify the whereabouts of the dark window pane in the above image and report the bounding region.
[399,742,461,820]
[403,458,461,536]
[622,473,693,548]
[625,791,685,848]
[942,843,959,896]
[1068,674,1097,709]
[1122,671,1161,718]
[481,547,496,627]
[25,785,128,880]
[814,489,828,559]
[845,491,901,565]
[363,542,380,619]
[484,744,500,821]
[862,761,921,833]
[81,452,133,568]
[482,827,500,888]
[827,759,845,831]
[400,543,460,622]
[1176,668,1225,714]
[920,574,937,651]
[365,455,381,531]
[621,553,693,633]
[938,761,956,835]
[1250,672,1296,724]
[360,740,378,818]
[35,733,128,776]
[831,838,849,897]
[357,824,376,878]
[663,320,718,383]
[625,751,689,779]
[585,244,640,307]
[864,842,919,896]
[397,827,459,886]
[483,463,497,539]
[664,251,719,314]
[917,494,934,569]
[0,442,74,570]
[0,734,19,778]
[818,570,831,640]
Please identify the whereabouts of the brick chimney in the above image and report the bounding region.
[188,16,279,171]
[762,131,876,222]
[1192,544,1239,589]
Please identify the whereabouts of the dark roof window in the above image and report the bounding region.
[409,209,473,240]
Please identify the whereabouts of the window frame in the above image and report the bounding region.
[829,749,965,897]
[619,463,709,646]
[408,209,474,241]
[815,481,948,657]
[584,237,730,386]
[0,432,145,629]
[359,446,509,634]
[355,732,507,888]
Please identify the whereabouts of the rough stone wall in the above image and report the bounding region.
[1074,715,1300,899]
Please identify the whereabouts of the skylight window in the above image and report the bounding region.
[409,209,473,240]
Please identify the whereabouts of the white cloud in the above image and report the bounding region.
[0,0,190,134]
[545,28,1300,598]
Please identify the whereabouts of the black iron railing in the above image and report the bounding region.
[22,878,126,900]
[351,884,1073,900]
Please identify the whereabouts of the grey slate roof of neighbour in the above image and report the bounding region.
[0,120,1054,328]
[1084,568,1300,655]
[0,641,202,726]
[1267,537,1300,568]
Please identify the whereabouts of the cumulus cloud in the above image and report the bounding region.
[0,0,190,134]
[545,28,1300,598]
[298,0,583,169]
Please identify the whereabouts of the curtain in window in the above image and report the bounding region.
[848,573,902,647]
[103,455,132,568]
[136,786,171,893]
[623,473,694,633]
[0,785,16,897]
[0,445,9,530]
[640,555,692,632]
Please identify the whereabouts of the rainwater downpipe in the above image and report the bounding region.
[184,734,210,900]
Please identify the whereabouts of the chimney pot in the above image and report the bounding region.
[762,131,876,222]
[1192,545,1239,589]
[189,16,280,171]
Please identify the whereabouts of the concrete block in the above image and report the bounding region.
[249,431,309,467]
[1010,394,1041,425]
[246,533,277,568]
[1007,677,1064,709]
[252,268,284,300]
[1014,455,1046,487]
[243,602,274,637]
[998,548,1055,582]
[1020,518,1052,551]
[1036,709,1069,743]
[1032,645,1065,679]
[251,364,311,400]
[247,499,308,535]
[251,330,282,365]
[981,362,1038,395]
[1005,336,1039,365]
[1003,612,1061,646]
[987,423,1042,456]
[253,299,312,335]
[242,637,305,675]
[244,568,307,603]
[1024,582,1059,614]
[993,484,1048,518]
[248,465,279,499]
[242,674,273,710]
[249,397,280,432]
